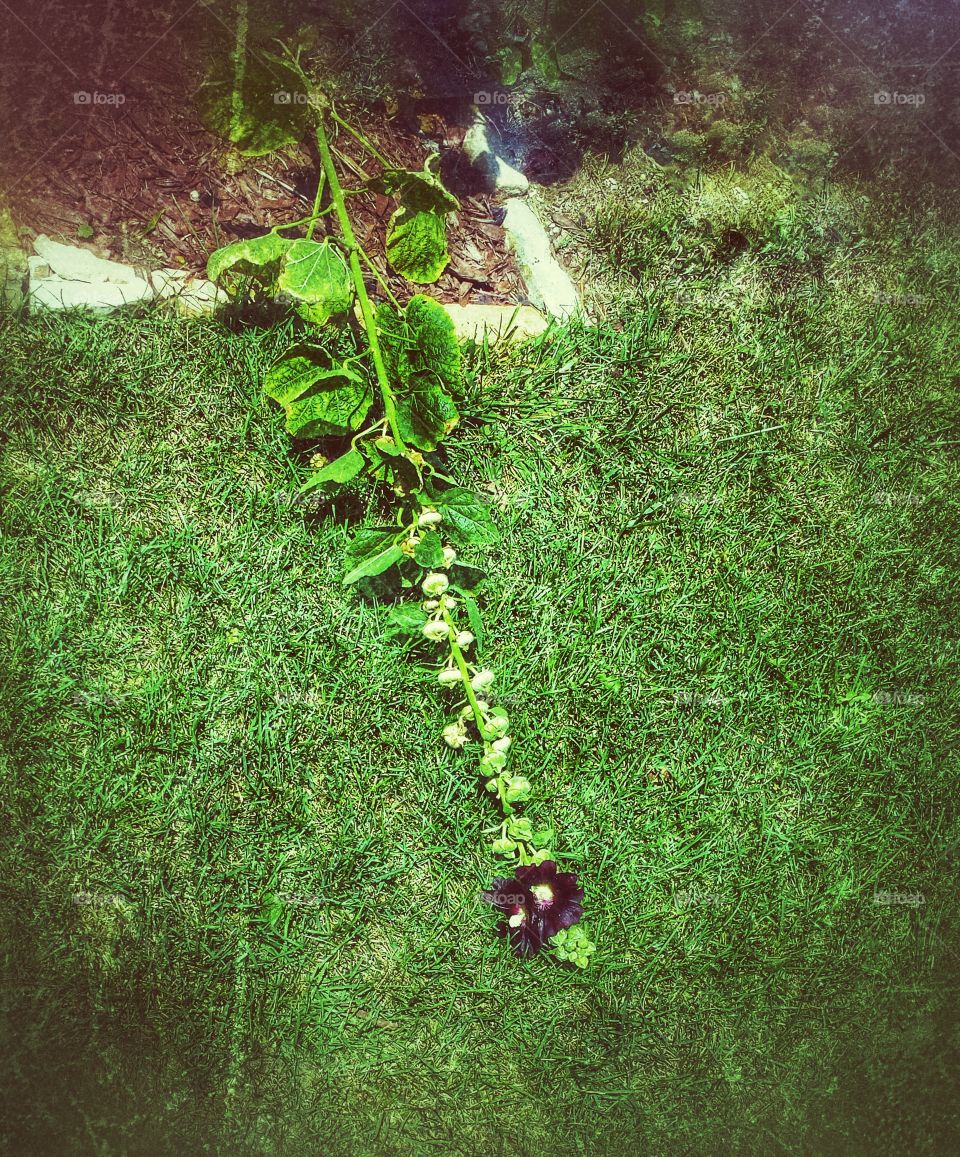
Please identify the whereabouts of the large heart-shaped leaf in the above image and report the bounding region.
[199,54,308,157]
[207,232,291,284]
[376,296,462,451]
[264,346,372,437]
[277,239,354,324]
[386,206,450,284]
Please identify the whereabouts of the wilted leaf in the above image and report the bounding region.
[199,54,308,156]
[531,40,560,84]
[371,155,459,215]
[376,296,462,451]
[459,591,484,656]
[498,44,523,86]
[449,561,487,593]
[386,206,450,284]
[278,239,354,324]
[386,603,429,638]
[264,346,372,437]
[207,231,291,284]
[413,530,445,567]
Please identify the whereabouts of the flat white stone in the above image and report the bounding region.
[33,235,145,286]
[463,119,529,196]
[150,269,228,316]
[501,199,581,320]
[29,269,154,313]
[443,303,549,344]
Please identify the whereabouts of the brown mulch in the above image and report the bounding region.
[4,66,525,308]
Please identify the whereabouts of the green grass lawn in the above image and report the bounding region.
[1,170,959,1154]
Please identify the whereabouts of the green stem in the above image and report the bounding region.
[355,241,403,311]
[305,168,326,241]
[330,108,393,168]
[314,115,405,449]
[442,606,486,736]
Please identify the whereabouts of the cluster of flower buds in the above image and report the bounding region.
[548,924,597,969]
[410,505,588,961]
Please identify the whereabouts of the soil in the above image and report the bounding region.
[0,0,527,308]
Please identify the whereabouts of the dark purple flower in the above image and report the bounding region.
[483,860,584,956]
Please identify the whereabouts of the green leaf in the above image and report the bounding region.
[299,447,366,496]
[531,39,560,84]
[371,155,459,215]
[366,437,422,492]
[450,562,487,594]
[277,239,354,324]
[385,603,429,638]
[343,527,404,586]
[430,487,499,546]
[207,231,291,284]
[498,44,523,86]
[264,346,372,438]
[459,591,484,657]
[396,381,459,451]
[198,54,309,156]
[405,295,463,392]
[386,206,450,284]
[413,530,445,568]
[376,296,462,451]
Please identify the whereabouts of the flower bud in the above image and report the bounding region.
[437,668,463,686]
[422,621,450,643]
[417,510,443,529]
[485,778,499,793]
[485,707,509,737]
[480,751,508,775]
[442,722,467,749]
[508,912,524,928]
[470,669,495,692]
[492,736,511,753]
[455,631,475,649]
[475,700,490,713]
[422,573,449,596]
[442,546,457,566]
[422,599,440,611]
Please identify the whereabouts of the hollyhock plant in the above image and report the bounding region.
[484,861,588,958]
[205,60,594,964]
